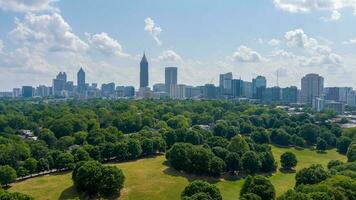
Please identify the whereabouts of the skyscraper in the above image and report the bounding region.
[231,79,244,98]
[301,73,324,105]
[77,68,86,93]
[165,67,178,94]
[53,72,67,96]
[252,75,267,99]
[219,72,233,96]
[140,53,149,88]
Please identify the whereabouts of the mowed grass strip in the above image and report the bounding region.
[9,146,346,200]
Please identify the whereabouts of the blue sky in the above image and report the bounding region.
[0,0,356,90]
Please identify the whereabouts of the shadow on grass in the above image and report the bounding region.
[278,168,296,174]
[59,186,80,200]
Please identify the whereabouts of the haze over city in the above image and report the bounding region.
[1,0,356,90]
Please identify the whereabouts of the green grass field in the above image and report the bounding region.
[9,146,346,200]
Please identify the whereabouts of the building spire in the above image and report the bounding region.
[141,52,148,63]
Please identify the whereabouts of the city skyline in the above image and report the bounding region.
[1,1,356,90]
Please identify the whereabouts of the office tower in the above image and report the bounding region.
[325,87,352,103]
[140,53,149,88]
[203,84,217,99]
[185,86,202,99]
[243,81,252,98]
[271,86,282,102]
[252,75,267,99]
[301,73,324,105]
[165,67,178,94]
[12,88,21,98]
[36,85,51,97]
[22,86,34,98]
[153,83,166,93]
[53,72,67,96]
[219,72,233,96]
[0,92,12,98]
[124,86,135,97]
[282,86,298,104]
[231,79,244,98]
[170,84,186,99]
[347,90,356,106]
[116,86,125,97]
[77,68,86,93]
[313,97,324,112]
[101,82,116,98]
[325,101,345,114]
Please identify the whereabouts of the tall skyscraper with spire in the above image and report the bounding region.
[77,67,86,93]
[140,53,149,88]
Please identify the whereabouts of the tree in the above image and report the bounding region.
[251,129,270,144]
[346,143,356,162]
[242,151,261,174]
[0,189,34,200]
[209,156,226,177]
[240,193,262,200]
[212,147,229,160]
[228,135,250,156]
[16,167,29,177]
[299,124,320,144]
[38,128,57,148]
[270,129,291,146]
[240,175,275,200]
[127,139,142,159]
[316,138,327,152]
[72,161,125,197]
[167,143,192,171]
[259,151,277,172]
[73,131,88,145]
[56,152,75,169]
[37,158,50,172]
[280,152,297,170]
[72,148,91,162]
[225,152,241,173]
[0,165,17,186]
[327,160,343,169]
[336,137,352,154]
[190,147,212,174]
[98,166,125,196]
[23,158,38,174]
[181,180,222,200]
[295,164,329,186]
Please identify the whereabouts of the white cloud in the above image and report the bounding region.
[274,0,356,13]
[274,0,356,20]
[257,38,264,44]
[231,45,268,63]
[343,37,356,44]
[86,32,128,57]
[285,29,318,49]
[157,50,183,63]
[321,10,341,21]
[0,0,56,12]
[9,13,88,53]
[271,49,296,59]
[268,39,281,46]
[144,17,162,45]
[0,40,3,53]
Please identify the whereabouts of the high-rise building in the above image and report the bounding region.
[185,86,202,99]
[140,53,149,88]
[243,81,252,98]
[282,86,298,104]
[324,87,352,103]
[36,85,51,97]
[22,86,34,98]
[53,72,67,96]
[77,68,86,93]
[203,84,217,99]
[165,67,178,94]
[124,86,135,97]
[12,88,21,98]
[252,76,267,99]
[347,90,356,106]
[170,84,186,99]
[153,83,166,93]
[271,86,282,102]
[101,82,116,98]
[231,79,244,98]
[301,73,324,105]
[219,72,233,96]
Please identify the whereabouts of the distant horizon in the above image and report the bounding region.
[1,0,356,90]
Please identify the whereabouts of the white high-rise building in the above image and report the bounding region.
[219,72,233,95]
[170,84,186,99]
[301,73,324,105]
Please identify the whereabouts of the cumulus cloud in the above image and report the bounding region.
[0,40,3,53]
[0,0,56,12]
[86,32,128,57]
[284,28,342,68]
[157,50,183,63]
[274,0,356,20]
[274,0,356,13]
[144,17,162,45]
[231,46,268,63]
[343,37,356,44]
[268,39,281,47]
[271,49,296,59]
[285,29,318,49]
[9,13,88,53]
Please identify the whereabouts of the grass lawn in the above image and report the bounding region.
[9,146,346,200]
